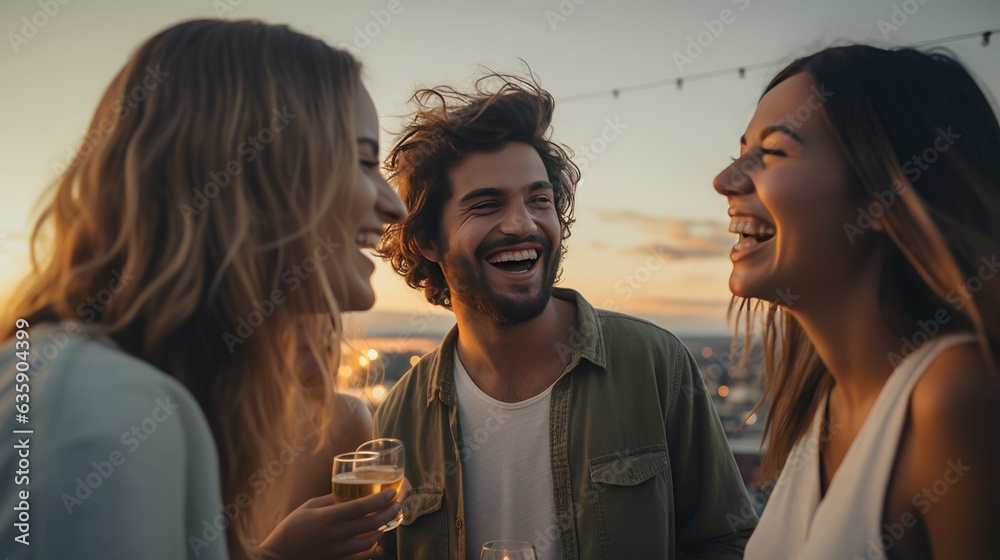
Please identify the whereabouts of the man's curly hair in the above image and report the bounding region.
[379,73,580,308]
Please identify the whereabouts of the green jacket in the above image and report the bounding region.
[373,289,757,559]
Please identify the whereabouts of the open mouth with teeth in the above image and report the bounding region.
[729,218,776,244]
[486,248,540,274]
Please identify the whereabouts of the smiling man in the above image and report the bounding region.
[373,74,755,559]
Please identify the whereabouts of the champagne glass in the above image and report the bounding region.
[355,438,406,530]
[480,540,537,560]
[332,451,384,504]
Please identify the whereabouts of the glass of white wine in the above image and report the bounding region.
[354,438,406,530]
[480,540,537,560]
[332,451,384,503]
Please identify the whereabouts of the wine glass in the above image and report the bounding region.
[355,438,406,530]
[480,540,537,560]
[331,451,383,504]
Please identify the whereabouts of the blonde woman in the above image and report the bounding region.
[0,19,405,559]
[713,45,1000,559]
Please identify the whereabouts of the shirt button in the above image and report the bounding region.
[456,518,463,530]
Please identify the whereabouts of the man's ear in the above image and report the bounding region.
[418,237,441,263]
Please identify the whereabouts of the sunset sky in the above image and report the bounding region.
[2,0,998,336]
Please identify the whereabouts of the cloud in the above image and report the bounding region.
[583,239,609,252]
[593,209,733,259]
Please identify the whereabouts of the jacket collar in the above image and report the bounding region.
[425,287,607,407]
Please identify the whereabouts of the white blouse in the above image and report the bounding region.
[745,333,976,560]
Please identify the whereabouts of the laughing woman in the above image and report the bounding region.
[0,20,405,559]
[713,45,1000,559]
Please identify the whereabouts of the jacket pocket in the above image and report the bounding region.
[392,487,449,560]
[588,445,671,559]
[400,486,444,526]
[373,487,446,559]
[590,446,669,486]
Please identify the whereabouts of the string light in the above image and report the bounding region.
[557,28,998,104]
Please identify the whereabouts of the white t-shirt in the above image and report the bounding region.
[454,351,564,560]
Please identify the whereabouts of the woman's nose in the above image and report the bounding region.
[713,155,755,196]
[376,178,407,224]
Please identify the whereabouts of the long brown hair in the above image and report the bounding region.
[737,45,1000,481]
[1,19,362,556]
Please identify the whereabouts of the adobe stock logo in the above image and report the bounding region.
[877,0,928,40]
[7,0,73,54]
[338,0,411,53]
[51,64,170,177]
[575,117,628,172]
[545,0,587,31]
[843,126,960,244]
[177,107,296,223]
[672,0,751,72]
[60,396,180,514]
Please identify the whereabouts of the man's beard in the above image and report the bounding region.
[442,234,560,327]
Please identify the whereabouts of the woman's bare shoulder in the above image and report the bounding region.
[330,393,374,450]
[898,340,1000,558]
[910,341,999,441]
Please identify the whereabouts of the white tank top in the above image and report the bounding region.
[453,351,564,560]
[744,333,977,560]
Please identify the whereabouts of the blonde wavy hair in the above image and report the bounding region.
[1,19,363,557]
[734,46,1000,482]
